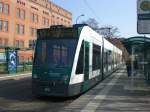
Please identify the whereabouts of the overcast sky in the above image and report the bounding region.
[51,0,147,38]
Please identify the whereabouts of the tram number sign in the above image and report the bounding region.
[137,0,150,34]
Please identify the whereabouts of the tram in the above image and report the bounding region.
[32,24,122,97]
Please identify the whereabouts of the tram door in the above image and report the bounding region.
[84,41,89,81]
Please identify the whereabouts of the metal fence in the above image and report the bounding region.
[16,61,32,73]
[0,61,32,74]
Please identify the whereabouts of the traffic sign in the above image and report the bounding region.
[137,0,150,34]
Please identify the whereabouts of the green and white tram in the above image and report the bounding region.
[32,24,122,97]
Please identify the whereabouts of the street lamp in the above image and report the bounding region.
[76,14,85,24]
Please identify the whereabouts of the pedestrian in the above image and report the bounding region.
[133,58,138,76]
[126,58,131,77]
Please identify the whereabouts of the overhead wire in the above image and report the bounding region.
[83,0,102,24]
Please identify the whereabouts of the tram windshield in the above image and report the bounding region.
[34,38,78,69]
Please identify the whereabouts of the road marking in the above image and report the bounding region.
[0,73,31,80]
[81,70,123,112]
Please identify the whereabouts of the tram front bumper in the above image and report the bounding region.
[32,80,69,97]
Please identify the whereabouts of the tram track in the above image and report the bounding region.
[0,77,76,112]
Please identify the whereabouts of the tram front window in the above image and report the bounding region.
[34,39,77,69]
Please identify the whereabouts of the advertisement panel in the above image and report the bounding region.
[8,51,17,74]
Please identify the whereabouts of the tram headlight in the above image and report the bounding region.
[62,75,68,82]
[33,74,38,79]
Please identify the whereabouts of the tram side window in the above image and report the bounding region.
[108,51,112,65]
[92,44,101,71]
[76,41,84,74]
[103,49,107,67]
[114,53,117,65]
[115,53,117,64]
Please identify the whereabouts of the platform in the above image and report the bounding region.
[61,67,150,112]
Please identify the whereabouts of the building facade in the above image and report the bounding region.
[0,0,72,48]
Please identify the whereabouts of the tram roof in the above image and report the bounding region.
[37,24,88,39]
[123,36,150,54]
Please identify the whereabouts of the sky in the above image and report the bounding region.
[51,0,144,38]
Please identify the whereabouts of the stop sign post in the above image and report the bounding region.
[137,0,150,34]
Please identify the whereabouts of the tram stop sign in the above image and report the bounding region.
[137,0,150,34]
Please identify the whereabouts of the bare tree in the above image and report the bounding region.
[81,18,120,38]
[81,18,100,32]
[99,25,120,38]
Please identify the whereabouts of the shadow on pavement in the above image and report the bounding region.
[36,95,79,103]
[0,77,79,103]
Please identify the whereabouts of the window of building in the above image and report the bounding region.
[15,40,24,48]
[15,40,19,47]
[20,10,25,19]
[4,38,8,46]
[17,0,25,6]
[20,40,24,48]
[16,8,20,18]
[45,18,49,26]
[52,20,55,25]
[16,8,25,20]
[0,20,8,32]
[42,17,45,25]
[16,24,19,34]
[64,20,66,25]
[30,27,33,36]
[20,25,24,35]
[34,14,38,23]
[29,40,36,49]
[42,17,49,26]
[30,27,37,37]
[31,6,38,11]
[4,21,8,32]
[52,15,55,20]
[0,3,3,13]
[34,28,37,37]
[31,13,34,22]
[16,24,24,35]
[3,4,9,15]
[0,38,2,45]
[43,10,49,15]
[31,13,38,23]
[0,3,9,15]
[0,20,2,31]
[42,17,44,25]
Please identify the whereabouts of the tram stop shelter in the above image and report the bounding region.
[123,36,150,83]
